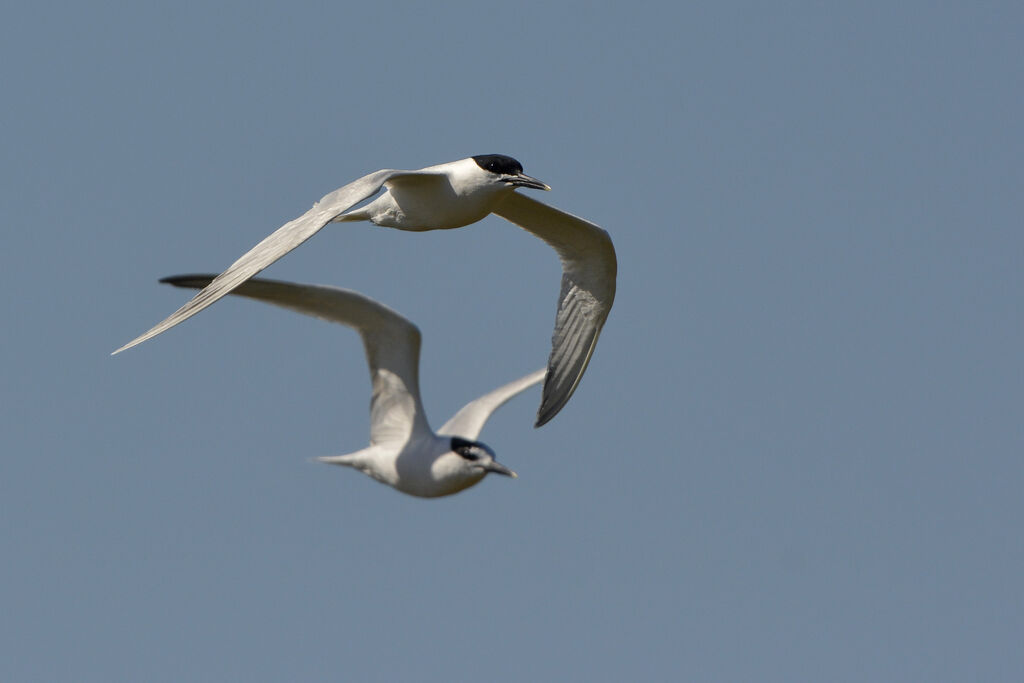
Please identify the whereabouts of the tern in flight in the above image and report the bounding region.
[162,274,544,498]
[114,155,616,427]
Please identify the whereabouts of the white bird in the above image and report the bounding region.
[114,155,616,427]
[161,274,544,498]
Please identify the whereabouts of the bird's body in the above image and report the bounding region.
[162,274,543,498]
[328,436,489,498]
[116,155,616,426]
[335,158,514,231]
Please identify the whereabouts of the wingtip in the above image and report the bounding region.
[112,274,223,356]
[159,274,218,289]
[533,371,582,427]
[111,338,141,356]
[533,398,565,428]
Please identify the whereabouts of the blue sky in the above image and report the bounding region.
[3,2,1023,681]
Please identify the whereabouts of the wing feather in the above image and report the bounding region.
[437,369,546,440]
[493,192,617,426]
[113,168,404,354]
[160,275,432,445]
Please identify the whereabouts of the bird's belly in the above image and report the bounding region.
[372,187,498,231]
[395,475,482,498]
[377,203,492,231]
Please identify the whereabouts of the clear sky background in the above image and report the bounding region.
[3,2,1022,681]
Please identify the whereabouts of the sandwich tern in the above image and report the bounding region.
[161,274,544,498]
[114,155,616,426]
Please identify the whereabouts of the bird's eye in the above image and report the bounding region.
[451,437,481,460]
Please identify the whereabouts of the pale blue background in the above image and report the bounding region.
[3,2,1023,681]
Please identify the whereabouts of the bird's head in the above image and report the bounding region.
[449,436,517,479]
[472,154,551,192]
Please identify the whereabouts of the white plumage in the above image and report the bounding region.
[115,155,616,426]
[161,274,542,498]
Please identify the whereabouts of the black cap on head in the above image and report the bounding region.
[472,154,524,176]
[450,436,496,461]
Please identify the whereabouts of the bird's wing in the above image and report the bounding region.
[437,368,546,440]
[113,168,410,355]
[493,192,617,427]
[161,275,433,446]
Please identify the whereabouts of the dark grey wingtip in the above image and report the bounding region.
[159,274,217,290]
[533,389,571,428]
[533,409,557,429]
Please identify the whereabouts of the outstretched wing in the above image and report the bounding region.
[437,368,546,440]
[113,168,407,355]
[493,192,617,427]
[161,275,433,446]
